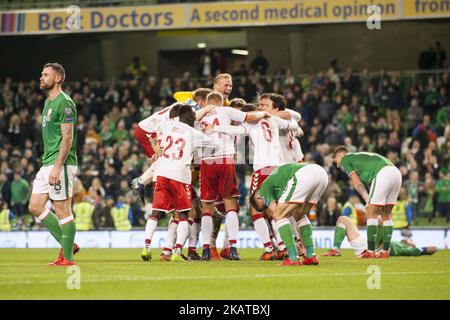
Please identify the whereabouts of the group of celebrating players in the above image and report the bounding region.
[130,72,419,266]
[31,64,434,267]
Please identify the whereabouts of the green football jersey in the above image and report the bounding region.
[259,163,310,205]
[41,91,77,166]
[339,152,393,184]
[389,241,422,256]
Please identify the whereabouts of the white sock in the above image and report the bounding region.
[175,219,189,250]
[253,214,272,252]
[289,216,300,240]
[201,214,213,248]
[225,211,239,248]
[271,219,285,250]
[223,226,230,248]
[138,165,155,185]
[187,218,200,250]
[163,220,178,253]
[144,217,158,247]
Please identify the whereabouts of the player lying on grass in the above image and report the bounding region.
[333,146,402,259]
[250,163,328,266]
[322,215,438,257]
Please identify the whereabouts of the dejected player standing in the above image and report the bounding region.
[333,147,402,259]
[28,63,79,266]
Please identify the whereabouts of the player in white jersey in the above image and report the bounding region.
[131,88,213,205]
[256,93,312,253]
[207,103,299,260]
[197,92,269,261]
[208,98,247,260]
[141,105,218,262]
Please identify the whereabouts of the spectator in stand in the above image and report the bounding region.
[434,42,447,70]
[319,196,341,226]
[418,43,436,70]
[250,49,269,75]
[435,168,450,222]
[406,98,424,131]
[10,171,30,227]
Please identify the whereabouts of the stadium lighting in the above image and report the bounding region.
[197,42,207,48]
[231,49,249,56]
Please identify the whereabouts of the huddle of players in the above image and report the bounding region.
[131,73,408,265]
[131,73,313,263]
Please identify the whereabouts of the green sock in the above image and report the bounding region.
[367,219,378,251]
[382,220,393,251]
[299,220,314,258]
[276,219,297,260]
[376,225,384,248]
[61,219,76,261]
[40,211,62,245]
[333,225,346,249]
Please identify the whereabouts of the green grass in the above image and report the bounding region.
[0,248,449,300]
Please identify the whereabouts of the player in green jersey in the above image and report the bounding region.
[28,63,79,267]
[250,163,328,266]
[322,215,437,257]
[333,146,402,259]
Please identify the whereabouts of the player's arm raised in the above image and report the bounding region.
[245,111,271,123]
[208,124,247,136]
[195,104,216,121]
[349,172,369,204]
[274,116,299,131]
[150,136,163,157]
[49,123,73,186]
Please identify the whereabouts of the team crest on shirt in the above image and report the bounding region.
[64,107,72,115]
[42,108,52,127]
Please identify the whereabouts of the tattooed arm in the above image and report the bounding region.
[48,124,73,185]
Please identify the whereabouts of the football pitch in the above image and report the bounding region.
[1,248,449,300]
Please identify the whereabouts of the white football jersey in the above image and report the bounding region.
[138,104,174,133]
[244,117,291,171]
[199,107,247,159]
[155,119,216,184]
[214,117,297,171]
[279,109,304,163]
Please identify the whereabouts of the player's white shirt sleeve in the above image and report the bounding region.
[199,108,246,159]
[213,124,247,136]
[280,115,304,163]
[224,107,248,123]
[193,128,219,148]
[295,127,304,137]
[272,116,299,131]
[285,108,301,122]
[138,104,175,133]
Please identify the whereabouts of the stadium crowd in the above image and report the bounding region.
[0,57,449,231]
